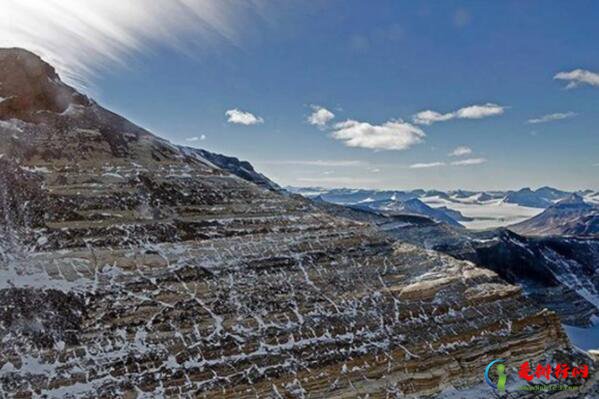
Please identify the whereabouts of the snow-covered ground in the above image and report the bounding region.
[584,192,599,204]
[421,195,543,230]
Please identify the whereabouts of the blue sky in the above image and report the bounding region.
[3,0,599,190]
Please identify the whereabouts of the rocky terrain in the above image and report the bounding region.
[0,48,596,398]
[510,194,599,237]
[318,203,599,327]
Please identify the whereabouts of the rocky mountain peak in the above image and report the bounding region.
[0,48,90,122]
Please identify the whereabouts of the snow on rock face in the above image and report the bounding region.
[0,48,593,397]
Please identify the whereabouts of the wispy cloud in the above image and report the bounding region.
[409,162,445,169]
[258,160,367,167]
[413,103,505,125]
[226,108,264,125]
[451,157,486,166]
[449,146,472,157]
[307,105,335,128]
[296,176,381,186]
[0,0,259,88]
[527,112,577,124]
[186,135,206,142]
[331,119,425,151]
[554,69,599,89]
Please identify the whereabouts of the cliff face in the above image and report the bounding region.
[0,49,583,398]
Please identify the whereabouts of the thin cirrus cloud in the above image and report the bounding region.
[554,69,599,89]
[296,176,381,186]
[186,135,206,142]
[0,0,258,88]
[409,162,445,169]
[527,112,577,124]
[412,103,505,125]
[451,158,487,166]
[330,119,425,151]
[225,108,264,125]
[449,146,472,157]
[307,105,335,128]
[258,160,367,167]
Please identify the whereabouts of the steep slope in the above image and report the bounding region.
[0,48,588,397]
[181,146,281,191]
[510,194,599,237]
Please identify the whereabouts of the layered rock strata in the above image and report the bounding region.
[0,48,588,398]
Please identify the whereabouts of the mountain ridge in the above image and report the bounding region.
[510,194,599,237]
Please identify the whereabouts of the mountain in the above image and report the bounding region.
[1,48,587,397]
[288,188,478,226]
[503,187,555,208]
[536,186,572,201]
[180,146,281,191]
[503,186,572,208]
[290,186,599,230]
[289,187,419,204]
[436,206,474,222]
[510,194,599,237]
[448,189,477,199]
[352,198,464,227]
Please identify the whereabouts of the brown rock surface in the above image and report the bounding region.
[0,49,592,398]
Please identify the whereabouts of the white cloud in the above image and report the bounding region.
[554,69,599,89]
[307,105,335,127]
[0,0,259,88]
[527,112,577,124]
[186,135,206,142]
[331,119,425,151]
[455,104,504,119]
[409,162,445,169]
[412,110,454,125]
[225,109,264,125]
[449,146,472,157]
[451,157,486,166]
[413,103,505,125]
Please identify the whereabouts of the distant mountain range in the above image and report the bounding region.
[289,186,599,208]
[288,186,599,230]
[348,197,466,227]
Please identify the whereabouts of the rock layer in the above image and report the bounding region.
[0,48,586,398]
